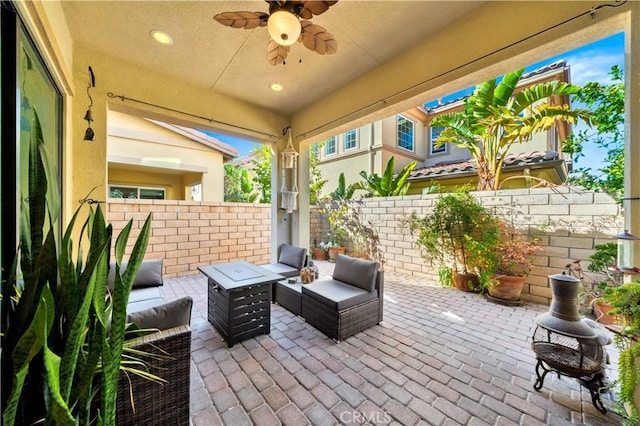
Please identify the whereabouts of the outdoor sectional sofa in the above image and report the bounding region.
[107,259,193,425]
[274,254,383,341]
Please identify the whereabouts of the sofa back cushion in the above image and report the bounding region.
[278,244,307,269]
[332,254,378,292]
[108,259,163,290]
[126,296,193,332]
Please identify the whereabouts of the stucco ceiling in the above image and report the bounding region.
[61,1,487,116]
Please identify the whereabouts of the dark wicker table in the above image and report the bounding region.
[274,278,303,316]
[198,262,283,347]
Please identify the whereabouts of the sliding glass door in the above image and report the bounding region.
[1,2,62,301]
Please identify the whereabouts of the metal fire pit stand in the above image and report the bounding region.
[532,325,607,413]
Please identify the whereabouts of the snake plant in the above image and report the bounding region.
[1,110,152,425]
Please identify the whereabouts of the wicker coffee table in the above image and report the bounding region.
[274,278,303,316]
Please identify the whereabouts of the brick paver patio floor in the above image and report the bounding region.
[160,261,624,425]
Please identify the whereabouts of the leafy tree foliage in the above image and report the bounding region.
[563,65,624,198]
[432,69,593,190]
[309,144,327,204]
[330,173,356,200]
[224,164,258,203]
[250,144,272,203]
[354,156,417,197]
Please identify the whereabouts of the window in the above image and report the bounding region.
[397,115,414,151]
[2,4,63,278]
[324,136,336,156]
[430,126,447,155]
[109,186,166,200]
[344,129,358,150]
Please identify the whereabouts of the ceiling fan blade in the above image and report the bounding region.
[267,40,290,66]
[302,1,338,17]
[301,21,337,55]
[214,11,268,29]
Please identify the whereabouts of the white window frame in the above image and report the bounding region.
[429,125,448,156]
[324,136,337,156]
[109,185,166,200]
[397,114,415,152]
[344,129,358,151]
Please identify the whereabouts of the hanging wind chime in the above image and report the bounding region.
[84,66,96,141]
[280,126,299,213]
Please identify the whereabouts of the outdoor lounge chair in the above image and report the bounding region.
[261,243,308,278]
[301,254,383,341]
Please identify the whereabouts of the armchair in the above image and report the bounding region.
[261,243,308,278]
[301,254,383,341]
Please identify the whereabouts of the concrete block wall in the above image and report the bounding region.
[310,188,623,305]
[107,199,271,278]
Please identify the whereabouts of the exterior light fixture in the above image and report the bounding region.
[267,7,301,46]
[616,229,639,270]
[150,29,174,45]
[270,82,284,92]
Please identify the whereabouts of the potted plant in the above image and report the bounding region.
[566,243,621,323]
[404,188,500,291]
[1,112,154,425]
[600,281,640,422]
[311,240,327,260]
[321,203,348,262]
[485,221,539,302]
[336,199,385,266]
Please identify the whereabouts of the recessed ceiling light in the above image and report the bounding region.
[150,30,173,45]
[270,83,284,92]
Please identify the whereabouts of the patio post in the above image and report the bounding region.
[625,3,640,411]
[271,131,310,261]
[625,3,640,272]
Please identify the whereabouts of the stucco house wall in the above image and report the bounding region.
[108,110,232,202]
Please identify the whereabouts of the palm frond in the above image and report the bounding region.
[512,81,580,114]
[494,69,524,107]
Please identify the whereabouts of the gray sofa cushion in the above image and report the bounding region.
[128,287,163,303]
[108,259,163,289]
[126,298,167,315]
[332,254,378,292]
[127,287,165,314]
[127,297,193,331]
[302,279,378,310]
[261,262,299,278]
[278,244,307,269]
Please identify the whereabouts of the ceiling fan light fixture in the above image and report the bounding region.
[267,9,301,46]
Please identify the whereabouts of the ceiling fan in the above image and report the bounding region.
[214,1,338,66]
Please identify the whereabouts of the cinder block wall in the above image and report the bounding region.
[107,199,271,278]
[310,188,622,305]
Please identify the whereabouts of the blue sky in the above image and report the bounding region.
[205,32,625,169]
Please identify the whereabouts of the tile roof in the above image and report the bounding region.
[409,150,561,179]
[425,60,568,114]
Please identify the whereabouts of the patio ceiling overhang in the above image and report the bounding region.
[20,1,629,145]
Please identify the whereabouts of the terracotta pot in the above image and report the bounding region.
[593,301,620,325]
[327,246,346,262]
[312,248,327,260]
[453,272,480,292]
[488,275,527,301]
